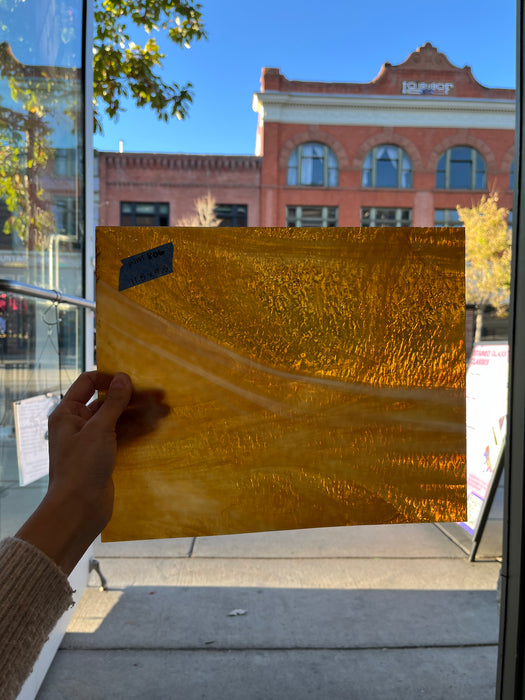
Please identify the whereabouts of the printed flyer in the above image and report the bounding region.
[462,342,508,534]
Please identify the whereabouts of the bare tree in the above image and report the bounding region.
[177,192,221,227]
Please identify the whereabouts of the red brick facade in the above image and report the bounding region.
[97,43,515,229]
[98,153,262,227]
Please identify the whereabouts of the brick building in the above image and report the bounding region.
[97,42,515,229]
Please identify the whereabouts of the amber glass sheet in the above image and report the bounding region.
[96,226,466,541]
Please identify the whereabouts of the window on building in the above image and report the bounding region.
[436,147,486,190]
[361,207,412,227]
[0,200,24,251]
[0,199,10,250]
[53,148,78,177]
[287,143,338,187]
[120,202,170,226]
[434,209,462,227]
[286,206,338,227]
[510,161,515,190]
[53,196,79,238]
[215,203,248,227]
[362,145,412,188]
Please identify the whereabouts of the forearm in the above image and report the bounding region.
[0,537,73,700]
[15,491,102,577]
[0,372,134,700]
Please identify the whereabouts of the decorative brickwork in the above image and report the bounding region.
[278,130,350,170]
[352,131,424,172]
[105,153,261,172]
[427,133,497,171]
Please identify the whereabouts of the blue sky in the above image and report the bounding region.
[93,0,517,155]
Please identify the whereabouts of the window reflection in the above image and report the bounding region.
[215,204,248,227]
[120,202,170,226]
[0,36,83,258]
[434,209,462,227]
[436,146,486,190]
[362,145,412,188]
[361,207,412,227]
[286,205,338,226]
[0,0,85,539]
[287,142,339,187]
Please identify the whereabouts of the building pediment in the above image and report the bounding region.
[372,42,502,98]
[260,43,514,101]
[388,42,460,72]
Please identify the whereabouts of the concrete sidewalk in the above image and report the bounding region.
[37,521,502,700]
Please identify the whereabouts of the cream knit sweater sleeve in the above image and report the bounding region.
[0,537,74,700]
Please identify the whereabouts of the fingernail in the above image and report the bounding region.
[111,373,129,389]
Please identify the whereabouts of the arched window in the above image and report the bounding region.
[362,145,412,188]
[287,142,338,187]
[436,147,486,190]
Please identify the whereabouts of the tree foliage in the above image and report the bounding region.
[0,43,76,248]
[177,192,221,227]
[0,1,207,249]
[93,0,207,133]
[0,106,54,248]
[457,192,511,340]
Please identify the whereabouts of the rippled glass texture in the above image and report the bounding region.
[97,226,466,541]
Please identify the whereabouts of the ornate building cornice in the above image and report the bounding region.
[252,92,515,130]
[259,43,515,101]
[101,153,262,172]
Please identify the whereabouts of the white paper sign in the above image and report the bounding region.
[462,342,508,534]
[14,393,60,486]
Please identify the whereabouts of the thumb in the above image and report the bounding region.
[91,373,133,430]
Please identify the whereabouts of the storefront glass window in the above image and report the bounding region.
[0,0,86,538]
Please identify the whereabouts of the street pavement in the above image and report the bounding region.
[36,514,502,700]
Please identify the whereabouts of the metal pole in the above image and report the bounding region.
[0,278,95,311]
[83,0,95,371]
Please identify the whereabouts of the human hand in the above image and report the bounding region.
[48,371,134,533]
[16,371,133,574]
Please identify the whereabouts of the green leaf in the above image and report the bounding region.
[93,0,207,133]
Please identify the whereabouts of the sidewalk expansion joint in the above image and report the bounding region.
[187,537,197,557]
[93,555,499,561]
[60,643,499,653]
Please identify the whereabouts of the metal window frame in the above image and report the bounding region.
[54,147,78,177]
[286,142,339,187]
[285,205,338,227]
[360,206,412,227]
[120,201,170,226]
[434,208,462,227]
[365,144,412,189]
[215,203,248,227]
[83,0,95,371]
[496,2,525,696]
[437,146,487,190]
[300,143,327,187]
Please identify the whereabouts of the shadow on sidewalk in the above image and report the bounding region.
[38,585,499,700]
